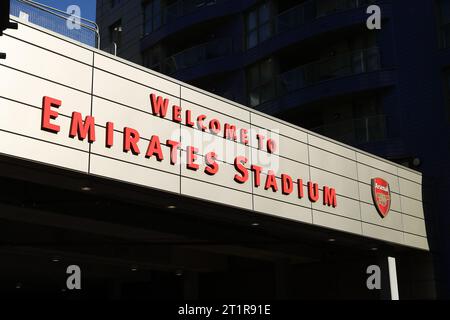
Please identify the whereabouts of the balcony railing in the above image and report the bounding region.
[145,0,224,35]
[164,0,222,22]
[9,0,99,48]
[312,114,387,145]
[163,38,232,74]
[278,47,381,94]
[275,0,375,34]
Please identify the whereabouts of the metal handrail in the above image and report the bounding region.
[311,114,387,144]
[275,0,375,34]
[16,0,100,48]
[144,0,224,35]
[277,47,381,93]
[164,37,232,73]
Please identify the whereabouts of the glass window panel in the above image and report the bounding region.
[440,0,450,25]
[247,31,258,49]
[154,13,161,29]
[259,23,272,43]
[144,2,153,34]
[366,51,380,71]
[248,65,260,88]
[351,51,364,73]
[144,2,153,17]
[144,20,153,34]
[259,3,270,23]
[247,11,257,30]
[154,0,161,11]
[443,24,450,48]
[260,59,273,84]
[260,82,275,103]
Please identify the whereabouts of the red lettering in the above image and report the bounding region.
[265,170,278,192]
[150,94,169,118]
[308,182,319,203]
[145,135,163,161]
[187,146,199,171]
[186,110,195,127]
[323,186,337,207]
[172,105,182,123]
[234,156,248,183]
[251,165,262,187]
[224,124,237,141]
[267,139,276,154]
[41,96,61,133]
[281,174,293,195]
[123,127,140,155]
[256,134,265,150]
[197,115,207,131]
[106,121,114,148]
[166,140,180,165]
[297,179,304,199]
[69,112,96,143]
[205,151,219,175]
[209,119,221,134]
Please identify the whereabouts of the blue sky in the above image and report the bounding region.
[36,0,96,21]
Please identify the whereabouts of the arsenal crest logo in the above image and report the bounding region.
[371,178,391,218]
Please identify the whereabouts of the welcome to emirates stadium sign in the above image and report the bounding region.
[41,94,338,209]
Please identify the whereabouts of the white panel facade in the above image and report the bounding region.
[0,65,91,117]
[0,32,92,92]
[313,210,362,235]
[0,19,429,250]
[253,195,313,224]
[0,130,89,173]
[180,177,253,210]
[90,154,180,194]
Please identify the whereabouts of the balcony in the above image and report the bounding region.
[312,114,388,145]
[162,0,222,26]
[143,0,226,37]
[254,47,394,114]
[275,0,376,34]
[163,38,232,74]
[277,47,381,94]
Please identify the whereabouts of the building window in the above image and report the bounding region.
[437,0,450,48]
[111,0,122,8]
[143,0,162,36]
[304,96,386,145]
[245,1,273,49]
[143,0,168,36]
[247,59,276,107]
